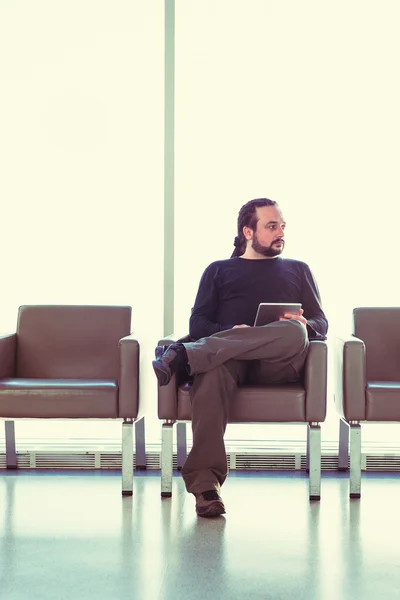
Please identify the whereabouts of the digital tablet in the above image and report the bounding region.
[254,303,302,326]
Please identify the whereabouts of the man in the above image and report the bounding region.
[153,198,328,518]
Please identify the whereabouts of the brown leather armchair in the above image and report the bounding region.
[335,307,400,498]
[157,334,328,500]
[0,305,140,495]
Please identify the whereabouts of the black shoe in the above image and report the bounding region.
[155,345,168,361]
[152,343,189,386]
[195,490,226,518]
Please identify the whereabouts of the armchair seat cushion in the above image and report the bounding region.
[366,381,400,421]
[0,378,118,418]
[177,382,306,422]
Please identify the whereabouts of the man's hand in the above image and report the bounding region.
[280,308,307,328]
[232,324,251,329]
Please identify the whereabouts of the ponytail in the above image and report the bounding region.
[230,235,246,258]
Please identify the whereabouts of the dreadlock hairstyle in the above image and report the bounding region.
[230,198,278,258]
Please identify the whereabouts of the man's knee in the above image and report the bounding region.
[282,320,308,354]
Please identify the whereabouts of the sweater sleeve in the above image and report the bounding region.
[189,264,234,340]
[300,264,328,340]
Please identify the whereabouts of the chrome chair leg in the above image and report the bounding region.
[5,421,17,469]
[135,417,146,470]
[308,422,321,501]
[176,422,187,470]
[338,418,349,471]
[161,421,174,497]
[349,421,361,498]
[122,419,134,496]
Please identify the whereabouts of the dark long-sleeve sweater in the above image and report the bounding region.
[189,256,328,341]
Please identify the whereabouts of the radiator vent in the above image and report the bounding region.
[0,452,399,471]
[236,454,296,470]
[35,454,96,469]
[366,455,400,471]
[147,454,162,470]
[100,454,139,469]
[0,453,30,468]
[100,453,122,469]
[301,455,341,471]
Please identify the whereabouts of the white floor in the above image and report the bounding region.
[1,470,400,600]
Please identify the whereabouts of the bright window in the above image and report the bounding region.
[1,1,400,450]
[0,0,164,448]
[174,0,400,446]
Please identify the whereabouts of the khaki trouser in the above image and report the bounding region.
[181,319,309,495]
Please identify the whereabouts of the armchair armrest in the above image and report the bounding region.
[156,333,192,420]
[304,340,328,422]
[157,374,180,420]
[157,333,191,421]
[118,334,140,418]
[334,334,366,421]
[157,333,192,346]
[0,334,17,378]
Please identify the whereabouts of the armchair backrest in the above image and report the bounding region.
[353,307,400,381]
[16,305,132,379]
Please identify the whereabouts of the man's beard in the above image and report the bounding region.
[251,233,284,257]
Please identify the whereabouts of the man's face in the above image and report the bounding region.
[246,205,286,258]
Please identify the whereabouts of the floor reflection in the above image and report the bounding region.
[1,471,400,600]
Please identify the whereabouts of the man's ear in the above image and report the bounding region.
[243,226,253,241]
